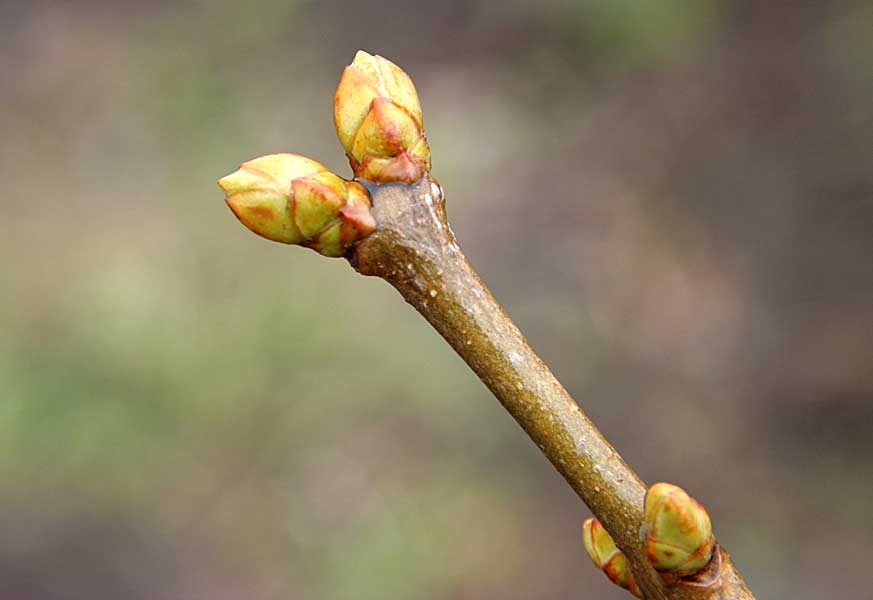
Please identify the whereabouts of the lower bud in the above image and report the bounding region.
[219,153,376,257]
[583,518,642,598]
[644,482,715,577]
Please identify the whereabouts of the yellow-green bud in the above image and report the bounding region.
[644,482,715,577]
[582,518,642,598]
[219,153,376,257]
[334,50,431,184]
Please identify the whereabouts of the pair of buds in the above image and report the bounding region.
[219,51,431,257]
[583,483,716,597]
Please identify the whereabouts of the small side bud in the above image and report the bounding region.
[219,153,375,257]
[334,50,431,184]
[644,482,715,577]
[583,518,642,598]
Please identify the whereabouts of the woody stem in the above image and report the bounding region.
[349,176,754,600]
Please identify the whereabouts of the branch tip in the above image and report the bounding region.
[334,51,431,184]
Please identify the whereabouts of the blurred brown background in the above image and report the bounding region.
[2,1,872,598]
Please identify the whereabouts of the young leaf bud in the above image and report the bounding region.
[582,518,642,598]
[644,482,716,577]
[334,50,431,184]
[219,153,375,257]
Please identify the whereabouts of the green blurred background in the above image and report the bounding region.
[2,1,872,598]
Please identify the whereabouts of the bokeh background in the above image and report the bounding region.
[2,1,872,598]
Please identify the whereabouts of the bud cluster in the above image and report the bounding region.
[581,483,716,596]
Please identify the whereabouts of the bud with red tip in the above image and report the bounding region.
[334,50,431,184]
[583,518,642,598]
[219,153,375,257]
[644,482,715,577]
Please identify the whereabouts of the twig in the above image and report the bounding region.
[350,176,754,600]
[219,50,757,600]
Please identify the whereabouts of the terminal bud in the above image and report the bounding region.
[334,51,431,183]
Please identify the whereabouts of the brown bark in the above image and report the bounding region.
[349,175,755,600]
